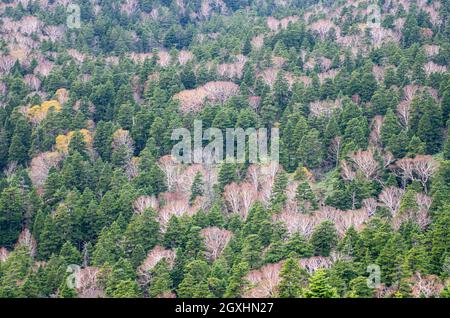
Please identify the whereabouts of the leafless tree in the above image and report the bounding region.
[245,262,283,298]
[75,267,104,298]
[224,182,241,216]
[15,228,37,258]
[0,247,9,262]
[138,245,176,276]
[394,156,438,191]
[409,273,444,298]
[414,155,438,193]
[29,151,62,189]
[158,155,182,192]
[201,227,233,261]
[133,195,159,214]
[349,148,380,180]
[309,99,342,118]
[379,187,405,217]
[362,198,377,217]
[299,256,333,274]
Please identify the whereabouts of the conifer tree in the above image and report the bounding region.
[0,186,26,247]
[295,181,318,213]
[148,259,173,298]
[310,221,338,257]
[189,172,204,205]
[278,257,306,298]
[304,269,338,298]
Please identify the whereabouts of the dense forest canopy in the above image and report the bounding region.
[0,0,449,298]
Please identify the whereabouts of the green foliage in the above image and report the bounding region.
[311,221,338,257]
[0,186,25,247]
[0,0,447,299]
[304,269,338,298]
[177,260,213,298]
[278,257,307,298]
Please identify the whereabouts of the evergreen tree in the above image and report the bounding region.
[270,170,288,210]
[224,262,249,298]
[177,260,213,298]
[218,162,237,192]
[310,221,338,257]
[148,259,173,298]
[278,257,306,298]
[92,222,123,266]
[0,186,26,247]
[295,181,318,213]
[8,116,31,165]
[304,269,338,298]
[189,172,204,205]
[297,129,323,168]
[347,277,375,298]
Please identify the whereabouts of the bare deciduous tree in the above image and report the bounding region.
[379,187,405,217]
[15,228,37,258]
[133,195,159,214]
[245,262,283,298]
[201,227,233,261]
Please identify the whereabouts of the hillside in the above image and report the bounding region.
[0,0,449,298]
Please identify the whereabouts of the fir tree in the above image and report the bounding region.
[304,269,338,298]
[278,257,307,298]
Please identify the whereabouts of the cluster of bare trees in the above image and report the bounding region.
[120,0,139,15]
[200,227,233,261]
[318,69,338,84]
[74,267,105,298]
[158,155,183,192]
[424,61,447,76]
[379,186,432,230]
[394,155,438,192]
[275,206,369,238]
[396,85,440,128]
[158,193,202,228]
[174,81,239,113]
[33,57,54,77]
[244,34,261,52]
[224,182,258,220]
[138,246,176,286]
[0,81,6,97]
[15,228,37,258]
[309,99,342,117]
[409,273,446,298]
[245,262,282,298]
[217,55,247,80]
[223,163,280,218]
[244,255,336,298]
[23,74,41,91]
[298,256,334,274]
[424,44,440,57]
[376,273,446,298]
[341,148,395,185]
[259,68,278,87]
[297,75,312,87]
[139,245,176,273]
[266,16,299,32]
[309,19,335,39]
[0,55,15,74]
[246,162,280,205]
[29,151,62,189]
[133,195,159,214]
[67,49,87,64]
[379,187,404,217]
[178,50,194,65]
[370,26,401,47]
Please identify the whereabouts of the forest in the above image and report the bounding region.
[0,0,449,298]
